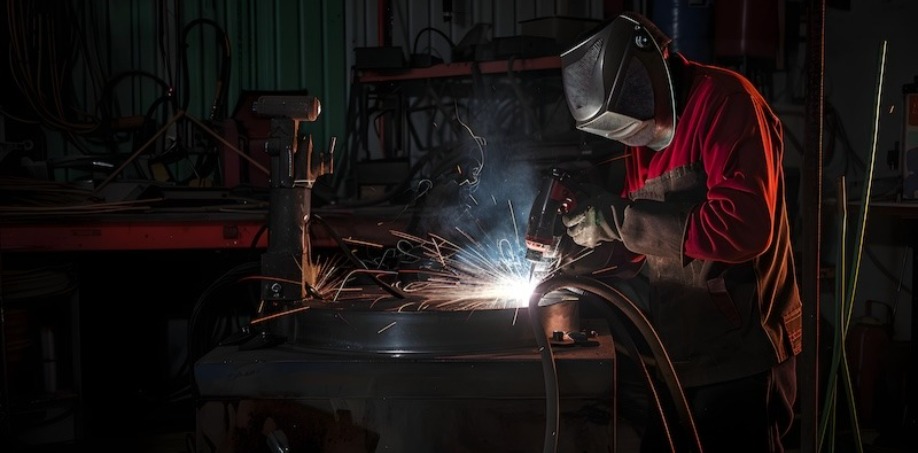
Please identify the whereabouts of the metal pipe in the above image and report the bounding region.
[800,1,826,452]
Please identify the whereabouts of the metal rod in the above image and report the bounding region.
[835,39,888,453]
[94,110,185,193]
[800,1,826,451]
[184,113,271,175]
[844,41,889,335]
[820,176,847,448]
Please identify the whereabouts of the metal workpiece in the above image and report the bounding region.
[268,306,536,356]
[253,300,582,356]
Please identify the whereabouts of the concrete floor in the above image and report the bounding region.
[6,385,916,452]
[7,423,917,452]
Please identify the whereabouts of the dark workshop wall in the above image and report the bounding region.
[345,0,607,60]
[8,0,346,183]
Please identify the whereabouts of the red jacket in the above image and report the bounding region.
[617,54,803,387]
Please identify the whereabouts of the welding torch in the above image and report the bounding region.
[524,167,580,281]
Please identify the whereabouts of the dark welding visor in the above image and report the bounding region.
[560,13,676,150]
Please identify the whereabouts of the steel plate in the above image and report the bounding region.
[253,291,579,356]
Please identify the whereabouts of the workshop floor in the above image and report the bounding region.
[11,426,916,452]
[9,411,915,452]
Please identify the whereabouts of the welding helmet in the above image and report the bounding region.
[561,12,676,151]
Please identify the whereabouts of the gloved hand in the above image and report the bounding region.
[562,192,630,248]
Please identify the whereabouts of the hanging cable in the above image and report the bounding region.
[187,261,261,371]
[178,18,232,118]
[412,26,456,63]
[528,275,703,453]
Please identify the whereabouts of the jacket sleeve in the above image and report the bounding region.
[620,198,692,263]
[619,89,781,264]
[685,92,781,263]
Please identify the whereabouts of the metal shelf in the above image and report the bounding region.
[0,217,269,252]
[357,55,562,83]
[0,206,408,253]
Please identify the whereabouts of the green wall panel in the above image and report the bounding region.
[39,0,346,184]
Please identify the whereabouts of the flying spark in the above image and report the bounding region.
[391,227,544,310]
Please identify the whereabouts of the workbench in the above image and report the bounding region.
[194,317,617,452]
[0,198,410,448]
[0,207,408,253]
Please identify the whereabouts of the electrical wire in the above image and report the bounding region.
[84,70,175,157]
[6,1,100,134]
[344,58,556,205]
[250,223,269,249]
[178,18,232,118]
[335,71,363,194]
[528,275,703,453]
[603,300,680,452]
[331,140,469,209]
[187,261,261,371]
[412,26,456,62]
[155,0,177,92]
[0,176,163,216]
[5,1,190,175]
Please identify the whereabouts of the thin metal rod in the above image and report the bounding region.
[94,111,271,193]
[819,176,847,448]
[184,113,270,176]
[843,40,888,335]
[94,110,185,193]
[835,39,887,453]
[800,1,826,451]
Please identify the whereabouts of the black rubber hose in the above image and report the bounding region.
[528,275,704,453]
[528,287,560,453]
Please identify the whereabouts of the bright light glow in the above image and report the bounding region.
[393,229,551,310]
[419,267,540,309]
[486,273,541,308]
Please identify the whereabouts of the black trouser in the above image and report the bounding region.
[639,357,797,453]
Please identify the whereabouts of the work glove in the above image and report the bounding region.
[561,192,630,249]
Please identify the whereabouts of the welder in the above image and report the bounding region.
[554,11,802,453]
